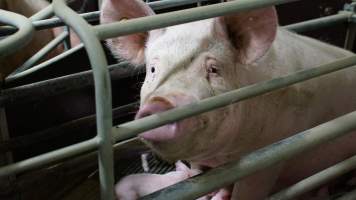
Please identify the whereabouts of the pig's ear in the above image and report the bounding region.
[217,7,278,64]
[100,0,155,65]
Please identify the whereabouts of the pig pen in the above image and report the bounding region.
[1,0,356,199]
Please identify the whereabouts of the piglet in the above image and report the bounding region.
[115,161,231,200]
[115,161,200,200]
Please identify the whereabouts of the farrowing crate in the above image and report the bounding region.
[1,0,356,199]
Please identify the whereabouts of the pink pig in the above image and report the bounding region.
[115,161,230,200]
[101,0,356,199]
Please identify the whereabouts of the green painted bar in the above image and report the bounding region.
[0,62,141,107]
[0,0,213,36]
[4,44,84,84]
[284,11,351,33]
[0,10,34,58]
[142,111,356,200]
[53,1,114,200]
[149,0,211,10]
[268,155,356,200]
[8,31,69,76]
[29,4,54,21]
[0,138,97,177]
[96,0,301,40]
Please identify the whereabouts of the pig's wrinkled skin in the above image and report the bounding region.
[101,0,356,199]
[0,0,80,80]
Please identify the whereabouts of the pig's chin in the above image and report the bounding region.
[139,122,180,142]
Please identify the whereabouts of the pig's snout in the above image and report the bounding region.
[136,97,175,119]
[136,97,179,142]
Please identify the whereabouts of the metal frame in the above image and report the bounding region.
[1,0,356,199]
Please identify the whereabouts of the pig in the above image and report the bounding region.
[101,0,356,199]
[115,161,200,200]
[0,0,80,81]
[115,161,231,200]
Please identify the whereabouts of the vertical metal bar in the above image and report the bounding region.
[63,26,71,50]
[0,108,16,197]
[98,0,103,9]
[344,22,356,50]
[53,1,114,200]
[0,109,12,165]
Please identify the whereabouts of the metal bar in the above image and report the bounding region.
[0,62,142,107]
[4,44,84,84]
[0,138,98,177]
[284,12,351,33]
[96,0,301,40]
[8,31,69,76]
[29,4,54,21]
[0,0,214,36]
[149,0,211,10]
[142,111,356,200]
[344,22,356,50]
[52,1,114,199]
[0,107,16,198]
[268,155,356,200]
[112,55,356,142]
[0,10,34,58]
[0,54,355,180]
[335,189,356,200]
[63,26,71,50]
[0,102,138,153]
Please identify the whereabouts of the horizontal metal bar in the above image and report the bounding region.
[1,54,356,178]
[268,155,356,200]
[335,189,356,200]
[149,0,211,10]
[285,11,352,33]
[0,10,34,58]
[142,110,356,200]
[9,31,69,76]
[112,55,356,142]
[96,0,301,40]
[0,102,138,153]
[0,62,142,107]
[0,0,211,36]
[0,137,98,177]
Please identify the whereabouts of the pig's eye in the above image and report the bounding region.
[208,65,218,74]
[150,67,155,73]
[206,59,219,77]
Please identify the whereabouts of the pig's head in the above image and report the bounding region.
[101,0,277,165]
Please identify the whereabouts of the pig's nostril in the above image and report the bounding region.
[136,98,175,119]
[138,110,153,118]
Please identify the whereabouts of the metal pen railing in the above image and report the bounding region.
[1,0,356,199]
